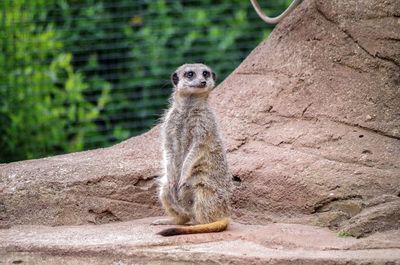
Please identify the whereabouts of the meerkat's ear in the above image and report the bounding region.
[212,72,217,81]
[171,72,179,86]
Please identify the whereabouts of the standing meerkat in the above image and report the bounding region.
[152,63,231,236]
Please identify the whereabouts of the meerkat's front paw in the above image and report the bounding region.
[178,181,190,192]
[151,218,175,225]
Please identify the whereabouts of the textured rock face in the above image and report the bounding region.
[0,128,162,227]
[214,0,400,234]
[0,0,399,237]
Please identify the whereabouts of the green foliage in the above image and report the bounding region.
[1,0,292,162]
[0,0,109,162]
[337,230,354,238]
[41,0,279,145]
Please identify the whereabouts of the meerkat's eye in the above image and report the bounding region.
[185,71,195,78]
[202,71,210,78]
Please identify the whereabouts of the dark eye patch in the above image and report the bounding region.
[202,71,210,78]
[184,71,195,78]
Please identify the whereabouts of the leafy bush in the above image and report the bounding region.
[1,0,291,162]
[47,0,284,140]
[0,0,109,162]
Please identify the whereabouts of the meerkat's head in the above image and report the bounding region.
[171,63,216,96]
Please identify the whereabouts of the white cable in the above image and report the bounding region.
[250,0,302,24]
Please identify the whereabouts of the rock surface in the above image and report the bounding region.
[0,0,399,243]
[0,128,161,227]
[1,217,400,264]
[217,0,400,233]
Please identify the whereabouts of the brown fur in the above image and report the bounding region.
[152,64,232,236]
[157,218,229,237]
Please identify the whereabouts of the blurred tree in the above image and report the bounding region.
[0,0,109,162]
[47,0,283,141]
[0,0,291,162]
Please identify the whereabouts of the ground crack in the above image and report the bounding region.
[312,194,363,213]
[320,114,400,141]
[315,3,400,69]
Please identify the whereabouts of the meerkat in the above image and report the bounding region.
[151,63,231,236]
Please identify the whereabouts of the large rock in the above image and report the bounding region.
[0,128,162,227]
[1,0,399,238]
[214,0,400,234]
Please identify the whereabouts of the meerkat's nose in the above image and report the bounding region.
[200,81,207,87]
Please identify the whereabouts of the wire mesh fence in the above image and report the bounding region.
[0,0,291,163]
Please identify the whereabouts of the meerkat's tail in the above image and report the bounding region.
[157,217,229,237]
